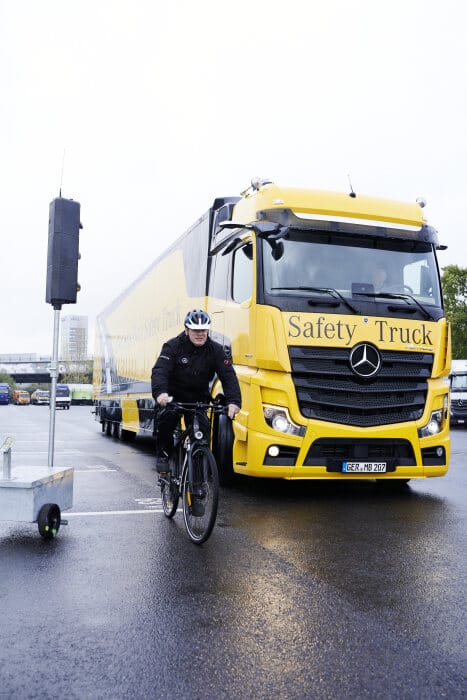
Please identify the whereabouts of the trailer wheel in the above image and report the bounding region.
[105,420,112,436]
[38,504,61,539]
[117,424,137,442]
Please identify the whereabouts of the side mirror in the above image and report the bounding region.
[271,241,284,260]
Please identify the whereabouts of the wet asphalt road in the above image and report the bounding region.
[0,405,466,699]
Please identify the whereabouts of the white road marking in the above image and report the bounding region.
[74,467,118,472]
[6,442,74,446]
[66,509,166,516]
[13,450,85,455]
[134,497,161,506]
[65,497,166,516]
[5,464,117,472]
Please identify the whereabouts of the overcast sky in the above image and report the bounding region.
[1,0,466,357]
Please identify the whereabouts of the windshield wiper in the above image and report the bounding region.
[352,291,435,321]
[271,287,360,314]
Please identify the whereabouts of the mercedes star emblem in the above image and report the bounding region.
[349,343,381,378]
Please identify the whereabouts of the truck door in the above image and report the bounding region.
[226,240,254,364]
[208,238,254,363]
[208,245,229,351]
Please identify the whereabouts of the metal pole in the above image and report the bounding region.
[2,437,13,480]
[3,447,11,479]
[48,305,61,467]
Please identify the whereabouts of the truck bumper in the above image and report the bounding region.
[234,422,450,480]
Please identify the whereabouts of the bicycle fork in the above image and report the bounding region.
[187,414,207,500]
[186,444,194,508]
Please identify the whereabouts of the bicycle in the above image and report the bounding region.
[157,401,226,544]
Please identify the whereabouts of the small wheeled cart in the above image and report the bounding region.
[1,437,73,539]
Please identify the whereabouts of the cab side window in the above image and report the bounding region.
[232,243,253,303]
[209,251,230,300]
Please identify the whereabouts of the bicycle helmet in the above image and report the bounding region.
[184,309,211,330]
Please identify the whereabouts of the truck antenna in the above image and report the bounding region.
[59,149,66,198]
[347,173,356,198]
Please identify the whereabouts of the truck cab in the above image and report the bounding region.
[0,383,10,405]
[55,384,71,410]
[450,360,467,427]
[31,390,50,405]
[13,390,30,405]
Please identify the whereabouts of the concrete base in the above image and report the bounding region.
[0,466,73,522]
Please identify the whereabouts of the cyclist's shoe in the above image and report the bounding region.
[156,451,170,474]
[190,496,205,517]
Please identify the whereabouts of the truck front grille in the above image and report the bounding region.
[451,400,467,418]
[289,346,433,427]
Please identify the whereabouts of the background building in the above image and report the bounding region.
[60,315,88,361]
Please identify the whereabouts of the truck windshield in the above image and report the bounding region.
[261,229,442,311]
[56,387,70,397]
[451,374,467,391]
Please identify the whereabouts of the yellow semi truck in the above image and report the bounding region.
[93,179,451,483]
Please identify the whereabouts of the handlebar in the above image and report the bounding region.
[165,399,228,414]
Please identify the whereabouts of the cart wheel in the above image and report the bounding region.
[38,503,61,539]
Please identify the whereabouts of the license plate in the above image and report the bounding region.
[342,462,387,473]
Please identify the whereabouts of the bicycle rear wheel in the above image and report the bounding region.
[182,445,219,544]
[160,474,179,518]
[160,445,183,518]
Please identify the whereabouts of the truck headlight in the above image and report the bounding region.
[418,409,443,438]
[263,405,305,436]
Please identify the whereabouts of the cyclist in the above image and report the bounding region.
[151,309,241,473]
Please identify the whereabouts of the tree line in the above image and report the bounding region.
[441,265,467,359]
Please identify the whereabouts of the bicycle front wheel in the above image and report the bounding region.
[182,445,219,544]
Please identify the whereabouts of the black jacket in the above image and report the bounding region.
[151,332,241,406]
